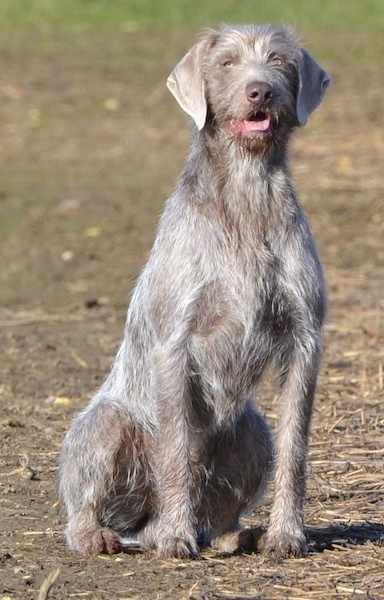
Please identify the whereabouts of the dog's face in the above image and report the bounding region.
[203,26,301,147]
[167,25,330,153]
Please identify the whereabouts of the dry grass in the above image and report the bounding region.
[0,253,382,600]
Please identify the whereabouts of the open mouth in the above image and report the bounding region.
[229,111,272,134]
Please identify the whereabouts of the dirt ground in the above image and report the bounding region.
[0,27,383,599]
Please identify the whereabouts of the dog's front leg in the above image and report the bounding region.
[265,341,321,558]
[152,342,199,559]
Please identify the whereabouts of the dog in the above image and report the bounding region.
[59,23,330,559]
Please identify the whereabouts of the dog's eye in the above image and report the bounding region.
[222,59,234,67]
[269,54,283,66]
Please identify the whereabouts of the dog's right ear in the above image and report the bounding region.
[167,37,212,131]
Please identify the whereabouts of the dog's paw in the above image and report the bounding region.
[69,527,121,556]
[212,527,265,554]
[263,530,307,559]
[157,536,199,559]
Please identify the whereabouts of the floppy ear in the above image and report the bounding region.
[167,38,211,131]
[296,49,330,126]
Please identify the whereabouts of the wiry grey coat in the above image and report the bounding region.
[59,23,330,559]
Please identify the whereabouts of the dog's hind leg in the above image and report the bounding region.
[199,403,273,554]
[59,399,149,555]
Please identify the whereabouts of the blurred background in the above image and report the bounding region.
[1,3,383,598]
[0,0,383,310]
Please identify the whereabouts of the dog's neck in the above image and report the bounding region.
[180,126,298,232]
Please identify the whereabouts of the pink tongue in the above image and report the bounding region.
[230,117,271,133]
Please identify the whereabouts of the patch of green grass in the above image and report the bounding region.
[0,0,383,31]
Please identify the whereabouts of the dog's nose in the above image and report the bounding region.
[246,81,274,106]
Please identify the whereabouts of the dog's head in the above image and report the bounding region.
[167,24,330,151]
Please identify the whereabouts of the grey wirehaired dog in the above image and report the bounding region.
[59,23,330,560]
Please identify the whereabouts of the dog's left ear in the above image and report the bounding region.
[296,49,330,126]
[167,37,212,131]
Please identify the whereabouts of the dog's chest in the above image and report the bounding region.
[190,247,297,387]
